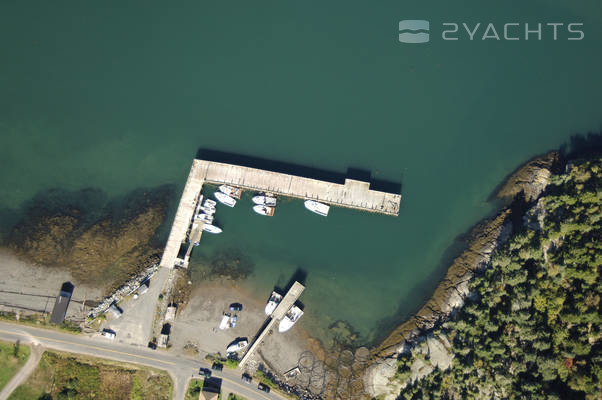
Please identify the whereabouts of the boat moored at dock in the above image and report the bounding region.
[264,291,283,316]
[253,205,275,216]
[204,199,217,208]
[214,191,237,207]
[195,213,214,224]
[304,200,330,216]
[252,194,277,206]
[278,305,304,332]
[219,184,243,199]
[202,224,222,234]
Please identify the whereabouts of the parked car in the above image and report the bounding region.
[211,362,223,371]
[101,329,116,339]
[147,342,157,350]
[258,383,271,393]
[241,373,252,384]
[199,368,212,378]
[229,303,243,312]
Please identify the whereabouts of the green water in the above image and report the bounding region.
[1,1,601,344]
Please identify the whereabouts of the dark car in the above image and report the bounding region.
[211,362,223,371]
[241,373,252,384]
[199,368,212,378]
[229,303,243,312]
[258,383,271,393]
[147,342,157,350]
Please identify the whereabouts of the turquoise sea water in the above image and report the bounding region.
[1,1,601,344]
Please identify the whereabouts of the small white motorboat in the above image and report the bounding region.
[252,194,277,206]
[226,338,248,353]
[202,224,222,234]
[264,291,283,316]
[253,205,275,216]
[214,192,236,207]
[218,185,243,199]
[200,205,215,215]
[219,313,230,330]
[195,213,214,224]
[278,305,303,332]
[204,199,217,208]
[304,200,329,216]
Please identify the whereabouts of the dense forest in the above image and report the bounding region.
[395,158,601,399]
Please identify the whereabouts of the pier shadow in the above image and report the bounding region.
[195,149,402,194]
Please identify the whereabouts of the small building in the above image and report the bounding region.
[107,303,123,319]
[165,305,177,322]
[50,282,74,325]
[138,280,150,295]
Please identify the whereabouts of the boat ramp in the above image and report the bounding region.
[238,281,305,369]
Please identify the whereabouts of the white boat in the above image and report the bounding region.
[304,200,329,216]
[264,291,283,316]
[278,305,303,332]
[214,192,237,207]
[200,205,215,215]
[226,338,248,353]
[202,224,222,234]
[252,194,277,206]
[218,185,243,199]
[204,199,217,208]
[195,213,214,224]
[253,205,275,217]
[219,314,230,330]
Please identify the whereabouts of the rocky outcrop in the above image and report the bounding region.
[495,151,558,201]
[366,152,558,399]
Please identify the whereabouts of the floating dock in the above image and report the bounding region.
[160,159,401,269]
[238,281,305,369]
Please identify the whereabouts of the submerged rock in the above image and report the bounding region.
[6,186,173,293]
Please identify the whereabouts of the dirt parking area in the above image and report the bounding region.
[170,281,310,375]
[101,267,171,347]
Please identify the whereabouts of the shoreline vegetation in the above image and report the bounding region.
[367,144,601,399]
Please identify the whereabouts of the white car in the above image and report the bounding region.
[101,329,116,339]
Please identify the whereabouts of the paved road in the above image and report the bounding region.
[0,321,287,400]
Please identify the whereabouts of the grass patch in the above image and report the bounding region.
[0,311,81,334]
[254,370,277,389]
[8,350,172,400]
[227,394,246,400]
[185,378,204,400]
[0,340,30,391]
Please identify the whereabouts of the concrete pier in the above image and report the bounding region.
[160,159,401,269]
[238,281,305,369]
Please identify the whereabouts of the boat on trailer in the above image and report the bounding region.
[278,305,304,332]
[253,205,275,216]
[226,338,248,353]
[304,200,329,216]
[264,291,283,316]
[252,194,277,206]
[214,191,236,207]
[218,185,243,199]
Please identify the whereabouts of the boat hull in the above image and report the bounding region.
[304,200,329,216]
[253,205,275,216]
[214,192,236,207]
[252,195,277,206]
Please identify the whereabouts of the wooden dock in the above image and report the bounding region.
[160,159,401,269]
[238,281,305,369]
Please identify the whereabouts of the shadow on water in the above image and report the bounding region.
[559,130,602,160]
[196,148,402,194]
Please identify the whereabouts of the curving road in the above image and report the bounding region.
[0,321,287,400]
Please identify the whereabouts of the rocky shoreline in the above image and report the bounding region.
[365,151,559,399]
